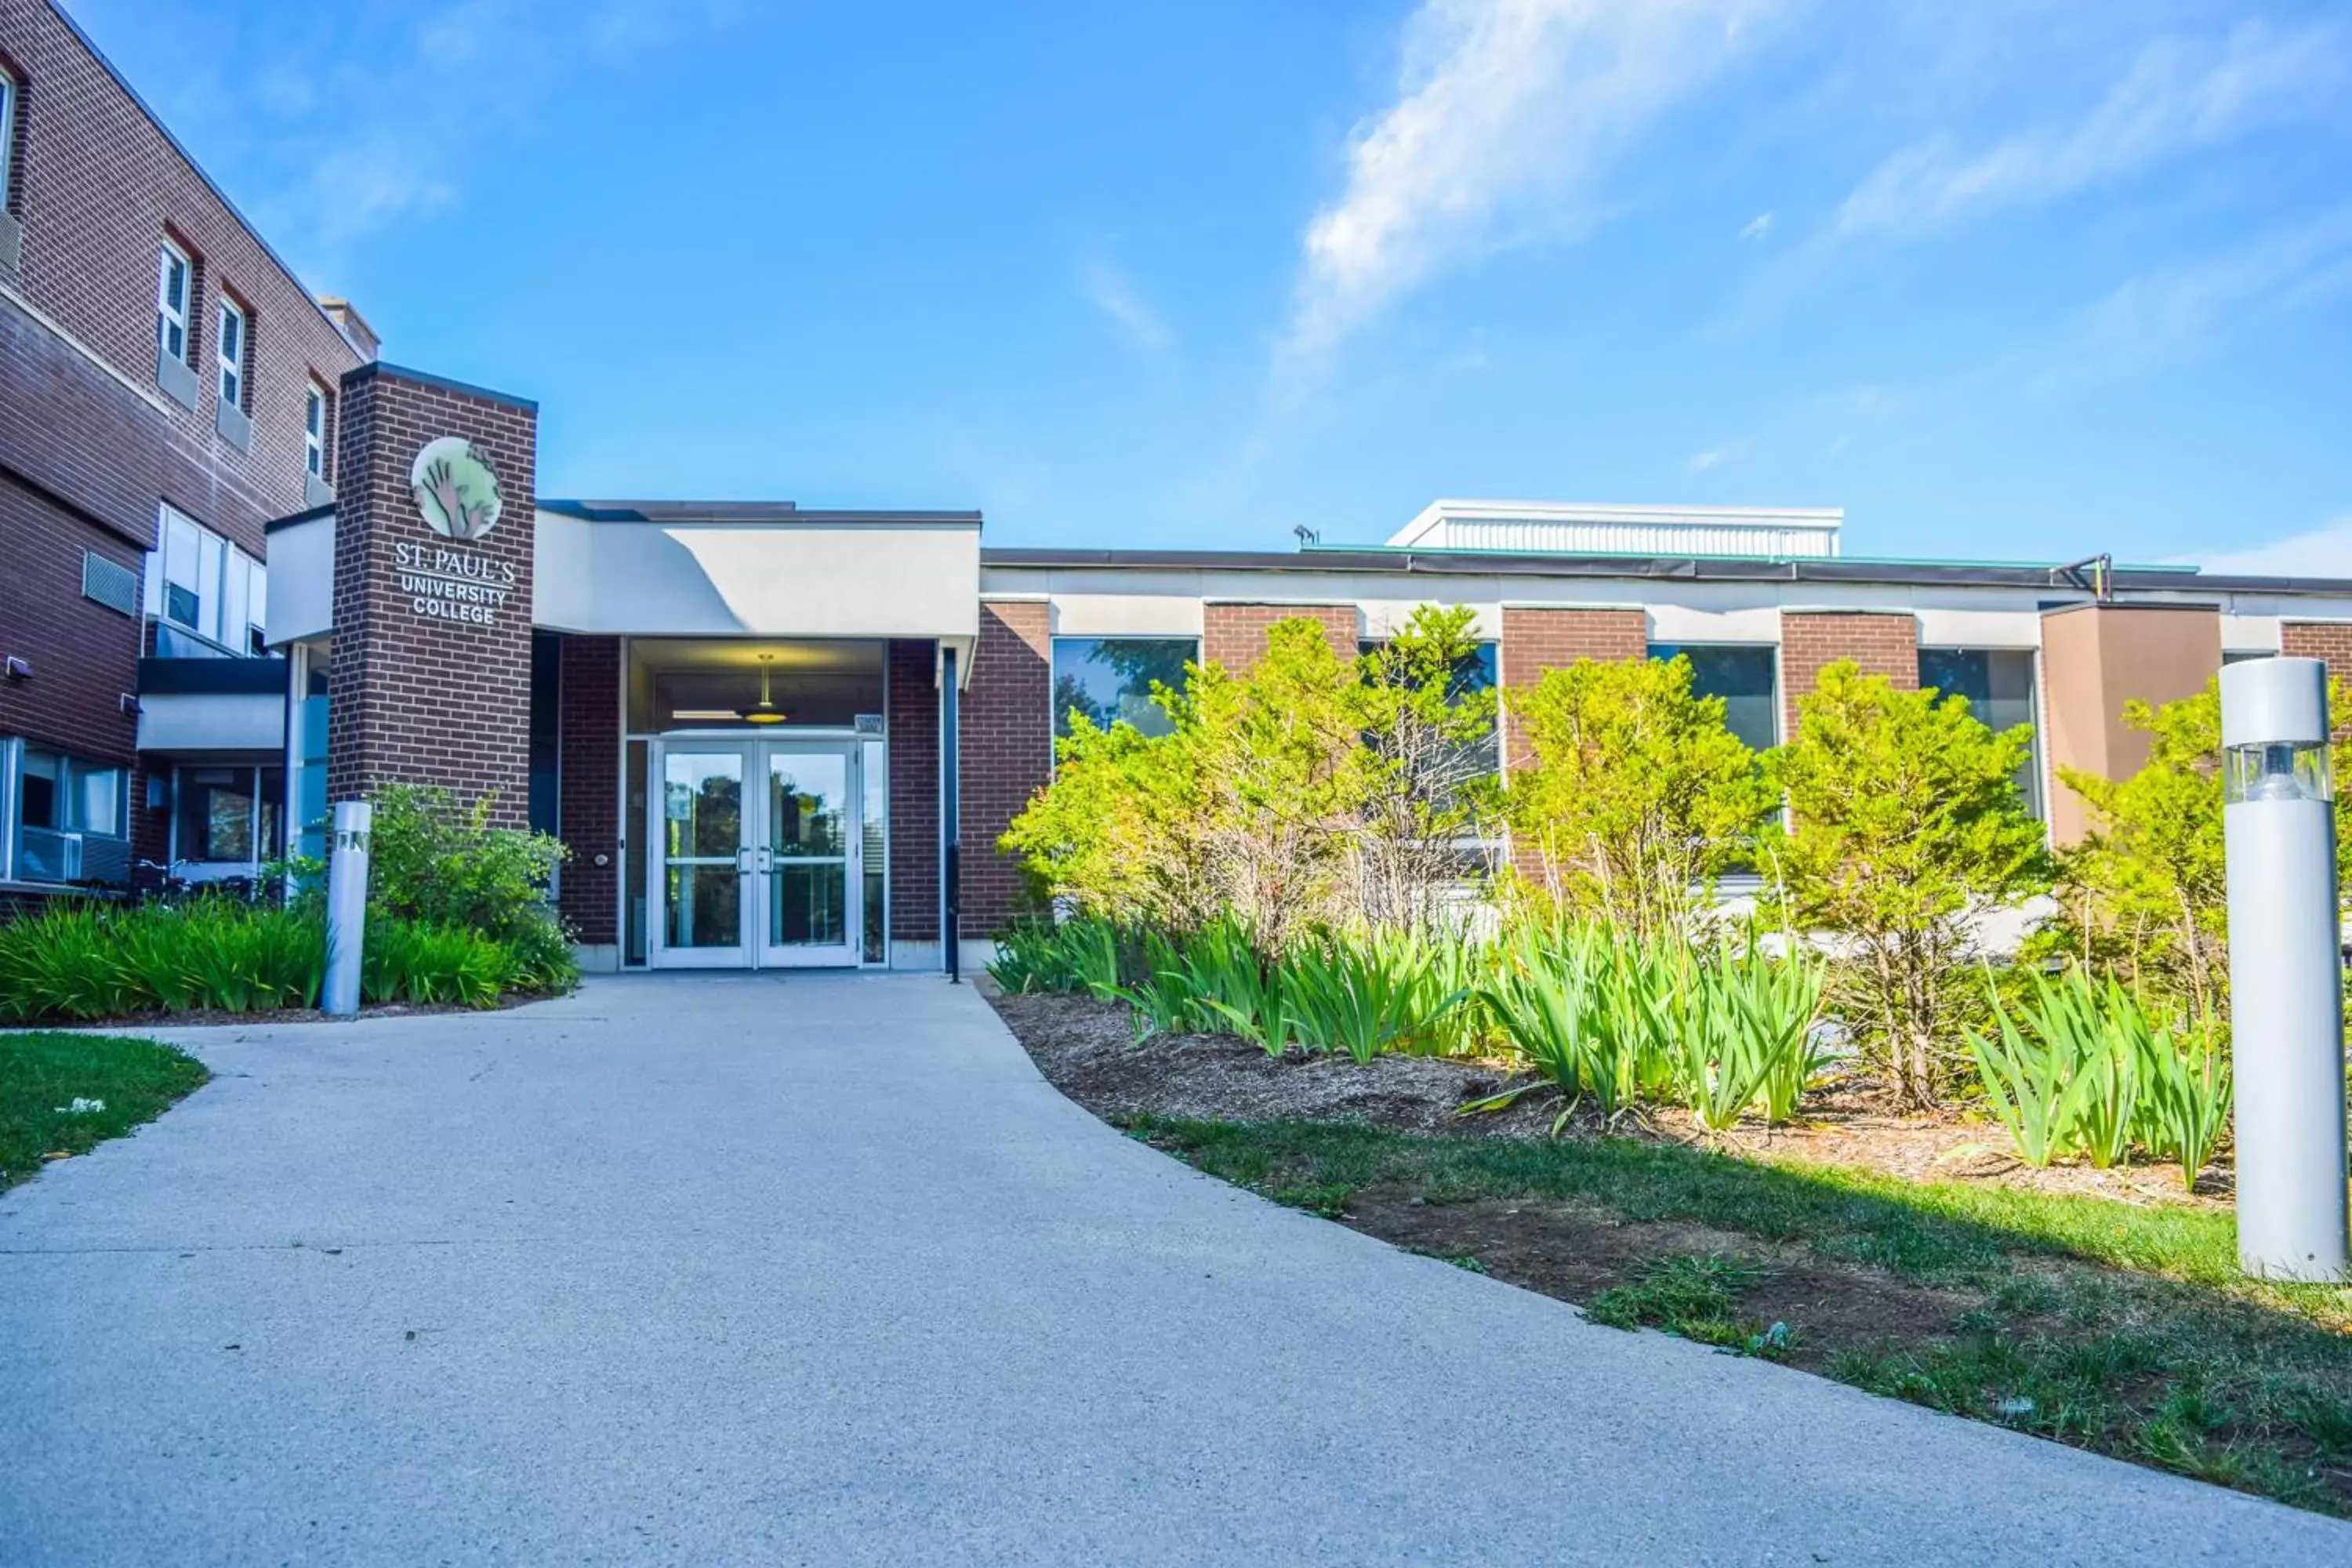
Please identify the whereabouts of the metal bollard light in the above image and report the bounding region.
[323,800,373,1018]
[2221,657,2350,1282]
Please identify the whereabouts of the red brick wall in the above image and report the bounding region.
[0,2,363,561]
[1779,610,1918,736]
[325,366,536,825]
[0,470,141,764]
[555,635,619,946]
[1497,606,1648,770]
[1203,602,1360,672]
[887,638,939,944]
[2281,623,2352,683]
[958,601,1051,937]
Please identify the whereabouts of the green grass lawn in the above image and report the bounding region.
[1127,1114,2352,1517]
[0,1032,209,1191]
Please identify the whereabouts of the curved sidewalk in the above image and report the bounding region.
[2,974,2342,1564]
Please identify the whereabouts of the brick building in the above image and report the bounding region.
[8,2,2352,968]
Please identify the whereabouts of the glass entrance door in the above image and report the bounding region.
[649,739,863,969]
[656,745,750,968]
[758,746,860,967]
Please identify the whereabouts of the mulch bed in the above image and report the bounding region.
[989,987,2227,1210]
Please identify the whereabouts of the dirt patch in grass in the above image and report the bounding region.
[994,989,2223,1208]
[1345,1186,1983,1355]
[995,990,1562,1138]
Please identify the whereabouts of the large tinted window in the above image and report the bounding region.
[1051,638,1196,740]
[1649,644,1779,752]
[1919,648,2042,818]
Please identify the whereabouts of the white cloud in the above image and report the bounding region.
[1078,260,1174,350]
[1837,22,2345,241]
[1738,210,1774,241]
[1283,0,1777,370]
[1686,436,1752,471]
[2051,212,2352,387]
[2183,515,2352,579]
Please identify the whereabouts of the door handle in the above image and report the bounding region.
[737,847,753,875]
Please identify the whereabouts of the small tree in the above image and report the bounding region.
[1353,605,1504,928]
[1506,655,1776,945]
[1761,662,2050,1109]
[2045,675,2352,1027]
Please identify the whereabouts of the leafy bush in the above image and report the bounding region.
[1504,655,1775,944]
[361,784,575,991]
[1762,662,2051,1109]
[1968,967,2234,1188]
[2041,677,2352,1030]
[1003,609,1504,947]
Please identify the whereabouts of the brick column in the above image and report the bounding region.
[1203,602,1360,671]
[1778,610,1918,739]
[2281,622,2352,690]
[887,638,940,945]
[1497,606,1648,770]
[325,364,538,824]
[555,635,619,946]
[958,601,1052,938]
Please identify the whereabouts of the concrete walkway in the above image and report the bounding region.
[1,975,2341,1565]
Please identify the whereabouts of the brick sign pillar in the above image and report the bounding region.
[325,364,539,825]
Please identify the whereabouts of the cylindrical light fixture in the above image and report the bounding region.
[2222,655,2349,1282]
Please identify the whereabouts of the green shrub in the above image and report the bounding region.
[0,894,539,1024]
[0,897,325,1023]
[361,784,575,993]
[1969,967,2234,1187]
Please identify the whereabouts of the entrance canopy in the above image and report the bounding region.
[535,502,980,678]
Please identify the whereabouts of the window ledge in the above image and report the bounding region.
[155,347,199,411]
[0,209,21,277]
[303,472,336,510]
[215,398,252,450]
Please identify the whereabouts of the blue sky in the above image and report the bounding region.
[69,0,2352,568]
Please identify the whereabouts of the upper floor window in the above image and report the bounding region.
[155,241,191,365]
[142,503,267,657]
[0,68,19,208]
[303,383,328,478]
[216,297,246,409]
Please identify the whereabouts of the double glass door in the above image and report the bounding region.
[653,740,862,967]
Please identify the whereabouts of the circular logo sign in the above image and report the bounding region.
[409,436,504,541]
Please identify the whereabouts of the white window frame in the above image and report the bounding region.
[216,296,245,409]
[156,240,191,365]
[144,503,267,657]
[0,68,19,206]
[303,383,328,477]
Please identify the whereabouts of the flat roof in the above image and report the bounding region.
[977,544,2352,597]
[539,499,982,527]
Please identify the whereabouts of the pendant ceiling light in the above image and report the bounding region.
[747,653,786,724]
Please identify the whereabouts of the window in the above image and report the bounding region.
[1649,644,1780,753]
[1361,637,1501,774]
[1050,637,1197,740]
[143,503,267,656]
[8,745,126,884]
[304,383,328,478]
[0,67,18,208]
[155,241,191,365]
[1918,648,2042,818]
[216,297,245,409]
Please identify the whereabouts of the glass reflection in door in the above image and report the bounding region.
[767,751,848,949]
[662,750,743,949]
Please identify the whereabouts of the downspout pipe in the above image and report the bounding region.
[940,644,960,982]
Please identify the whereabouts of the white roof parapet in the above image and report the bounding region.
[1385,499,1844,560]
